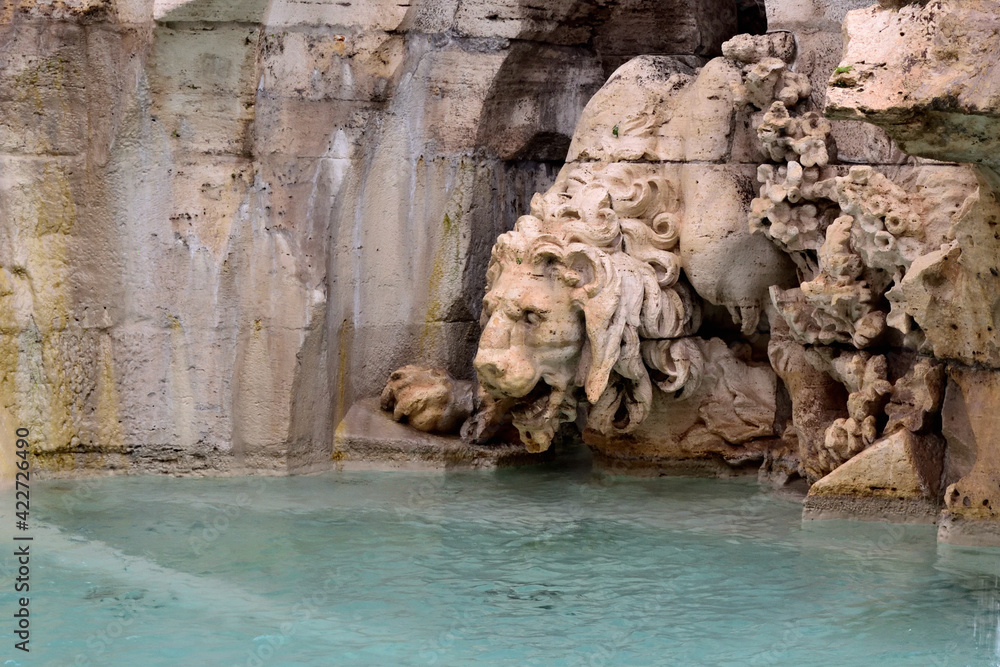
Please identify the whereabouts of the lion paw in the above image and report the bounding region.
[380,365,474,434]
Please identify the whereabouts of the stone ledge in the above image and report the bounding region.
[937,511,1000,547]
[590,451,763,478]
[802,495,941,524]
[332,398,549,471]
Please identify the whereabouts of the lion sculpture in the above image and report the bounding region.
[382,53,798,462]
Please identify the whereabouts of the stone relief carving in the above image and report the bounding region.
[382,52,793,462]
[376,3,1000,536]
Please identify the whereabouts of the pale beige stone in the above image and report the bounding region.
[766,335,843,481]
[8,0,745,476]
[941,374,977,488]
[467,153,793,453]
[884,357,945,435]
[585,337,781,474]
[940,367,1000,522]
[566,56,742,163]
[766,0,875,32]
[721,32,796,65]
[897,168,1000,367]
[803,430,944,523]
[807,429,943,500]
[826,1,1000,167]
[380,365,474,434]
[809,349,892,474]
[381,55,795,459]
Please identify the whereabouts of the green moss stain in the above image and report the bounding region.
[0,147,124,473]
[420,209,462,355]
[335,322,353,427]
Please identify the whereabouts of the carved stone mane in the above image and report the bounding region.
[486,163,700,437]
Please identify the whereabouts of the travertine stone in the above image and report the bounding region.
[585,336,781,473]
[466,57,796,452]
[826,1,1000,168]
[941,374,977,489]
[884,357,945,435]
[566,56,740,163]
[2,0,740,478]
[380,365,474,434]
[768,336,849,481]
[722,32,796,65]
[751,85,1000,367]
[766,0,875,32]
[940,367,1000,522]
[766,0,902,166]
[811,349,892,474]
[804,429,944,523]
[897,168,1000,368]
[381,52,796,465]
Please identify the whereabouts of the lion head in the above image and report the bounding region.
[473,163,702,452]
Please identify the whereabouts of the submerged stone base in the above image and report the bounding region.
[589,451,765,478]
[333,399,549,471]
[802,496,941,524]
[937,512,1000,548]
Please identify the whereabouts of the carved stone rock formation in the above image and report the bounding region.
[937,367,1000,545]
[826,0,1000,169]
[383,50,796,464]
[0,0,750,479]
[585,336,782,474]
[380,365,474,434]
[804,429,945,523]
[376,2,1000,543]
[334,398,548,471]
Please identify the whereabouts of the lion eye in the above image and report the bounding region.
[523,309,542,326]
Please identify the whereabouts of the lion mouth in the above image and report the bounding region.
[510,379,576,453]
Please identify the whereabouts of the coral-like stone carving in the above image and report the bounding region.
[809,349,892,477]
[884,359,945,436]
[731,25,969,500]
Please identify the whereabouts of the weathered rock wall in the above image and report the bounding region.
[0,0,749,476]
[822,0,1000,544]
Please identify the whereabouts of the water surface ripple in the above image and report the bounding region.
[2,463,999,666]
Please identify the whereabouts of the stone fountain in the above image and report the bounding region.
[356,2,1000,546]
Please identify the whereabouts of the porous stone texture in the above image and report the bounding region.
[826,0,1000,168]
[767,0,906,165]
[379,47,807,472]
[803,429,944,523]
[0,0,744,479]
[937,368,1000,537]
[818,0,1000,543]
[377,3,1000,544]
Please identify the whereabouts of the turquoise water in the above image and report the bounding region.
[2,458,1000,666]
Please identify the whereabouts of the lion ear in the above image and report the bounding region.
[566,249,642,404]
[582,289,626,403]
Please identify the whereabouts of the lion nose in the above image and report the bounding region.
[475,348,538,397]
[473,353,506,388]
